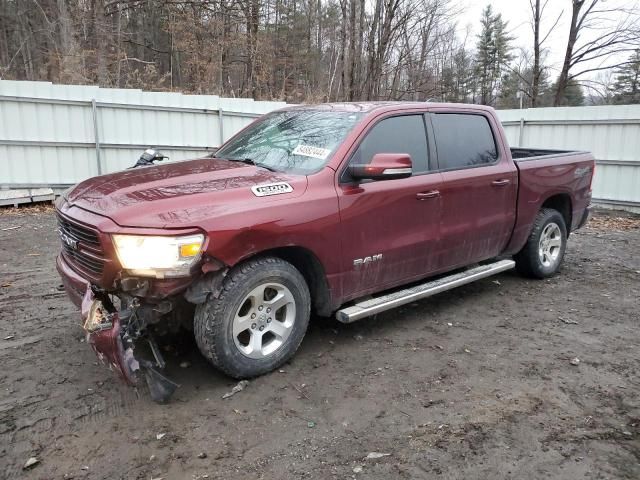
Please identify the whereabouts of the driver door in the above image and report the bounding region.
[337,114,443,301]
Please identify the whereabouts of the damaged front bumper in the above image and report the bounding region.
[81,288,139,385]
[57,254,179,402]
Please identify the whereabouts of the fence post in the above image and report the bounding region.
[218,108,224,146]
[91,99,102,174]
[518,117,525,147]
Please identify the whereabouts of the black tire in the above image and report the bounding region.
[514,208,568,279]
[193,257,311,379]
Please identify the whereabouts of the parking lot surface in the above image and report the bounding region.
[1,207,639,479]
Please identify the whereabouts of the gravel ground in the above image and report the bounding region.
[0,206,638,480]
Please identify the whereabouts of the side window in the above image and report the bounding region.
[350,115,428,173]
[432,113,498,169]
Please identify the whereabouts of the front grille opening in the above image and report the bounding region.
[56,212,105,277]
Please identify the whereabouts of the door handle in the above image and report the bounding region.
[416,190,440,200]
[491,179,511,187]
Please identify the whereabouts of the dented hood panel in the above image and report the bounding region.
[66,158,308,229]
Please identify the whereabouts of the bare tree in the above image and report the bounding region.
[528,0,562,106]
[555,0,640,106]
[3,0,635,107]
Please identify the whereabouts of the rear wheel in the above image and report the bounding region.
[514,208,567,279]
[194,257,310,378]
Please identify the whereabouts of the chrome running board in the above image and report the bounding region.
[335,259,515,323]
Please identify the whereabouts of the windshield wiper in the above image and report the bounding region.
[233,158,279,172]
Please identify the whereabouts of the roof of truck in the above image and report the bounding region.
[281,101,496,114]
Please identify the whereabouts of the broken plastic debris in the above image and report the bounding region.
[365,452,391,460]
[570,357,580,366]
[222,380,249,399]
[156,433,166,440]
[559,316,579,325]
[23,457,39,469]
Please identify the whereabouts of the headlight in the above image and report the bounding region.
[112,233,204,278]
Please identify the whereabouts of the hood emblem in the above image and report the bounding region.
[251,182,293,197]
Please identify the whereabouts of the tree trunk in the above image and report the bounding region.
[93,0,108,85]
[339,0,347,100]
[555,0,583,106]
[365,0,382,99]
[347,0,357,101]
[531,0,541,107]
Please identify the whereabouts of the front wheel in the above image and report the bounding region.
[194,257,310,379]
[514,208,567,279]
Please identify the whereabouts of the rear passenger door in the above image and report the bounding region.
[429,111,517,271]
[337,114,443,299]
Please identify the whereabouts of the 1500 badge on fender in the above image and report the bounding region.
[251,182,293,197]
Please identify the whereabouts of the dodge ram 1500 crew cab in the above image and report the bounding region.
[56,102,594,401]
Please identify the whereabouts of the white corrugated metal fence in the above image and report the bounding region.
[1,80,639,211]
[498,105,640,211]
[0,80,286,188]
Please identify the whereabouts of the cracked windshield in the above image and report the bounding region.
[215,110,364,174]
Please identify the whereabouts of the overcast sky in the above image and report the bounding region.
[455,0,638,80]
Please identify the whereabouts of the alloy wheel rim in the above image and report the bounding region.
[538,222,562,267]
[232,282,296,359]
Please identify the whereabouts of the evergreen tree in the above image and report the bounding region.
[498,69,531,109]
[548,79,584,106]
[611,50,640,105]
[441,47,475,103]
[498,64,552,109]
[475,6,495,104]
[474,5,514,106]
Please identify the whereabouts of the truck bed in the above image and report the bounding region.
[506,147,594,257]
[510,147,587,161]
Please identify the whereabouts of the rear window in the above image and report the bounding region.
[432,113,498,169]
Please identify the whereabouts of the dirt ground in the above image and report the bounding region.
[0,206,638,480]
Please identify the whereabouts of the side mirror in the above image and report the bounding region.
[349,153,412,181]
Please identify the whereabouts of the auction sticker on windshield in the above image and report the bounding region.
[292,144,331,160]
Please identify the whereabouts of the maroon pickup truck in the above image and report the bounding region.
[55,102,594,401]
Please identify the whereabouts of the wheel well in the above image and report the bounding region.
[542,194,572,233]
[256,246,332,317]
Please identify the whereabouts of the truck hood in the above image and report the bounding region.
[66,158,308,229]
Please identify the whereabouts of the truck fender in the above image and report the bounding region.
[184,265,229,304]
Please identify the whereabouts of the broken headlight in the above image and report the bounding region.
[112,233,204,278]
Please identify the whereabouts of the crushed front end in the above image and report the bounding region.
[55,200,220,403]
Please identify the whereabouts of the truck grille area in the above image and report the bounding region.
[57,212,106,279]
